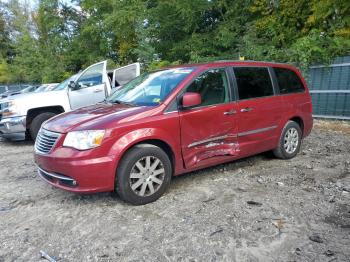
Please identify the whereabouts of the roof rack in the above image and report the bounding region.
[213,60,290,65]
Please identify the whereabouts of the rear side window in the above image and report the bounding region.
[234,67,274,100]
[274,67,305,94]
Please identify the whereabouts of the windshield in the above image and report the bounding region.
[107,68,195,106]
[34,85,48,93]
[21,85,37,93]
[52,74,78,91]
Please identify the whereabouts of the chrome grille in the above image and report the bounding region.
[35,129,60,154]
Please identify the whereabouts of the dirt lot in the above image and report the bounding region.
[0,120,349,262]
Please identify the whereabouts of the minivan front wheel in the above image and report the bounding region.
[116,144,172,205]
[273,121,302,159]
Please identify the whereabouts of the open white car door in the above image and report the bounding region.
[112,63,141,89]
[68,61,111,110]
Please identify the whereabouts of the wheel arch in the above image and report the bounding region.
[289,116,304,136]
[116,138,176,175]
[110,127,181,183]
[26,106,65,129]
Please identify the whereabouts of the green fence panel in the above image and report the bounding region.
[308,56,350,119]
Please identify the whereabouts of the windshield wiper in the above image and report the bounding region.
[98,99,111,104]
[112,100,136,106]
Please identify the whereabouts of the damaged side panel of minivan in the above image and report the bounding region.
[179,102,239,168]
[184,137,240,167]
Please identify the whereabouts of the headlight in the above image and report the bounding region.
[0,101,19,117]
[63,130,105,150]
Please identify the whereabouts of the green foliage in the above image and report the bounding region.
[0,8,11,59]
[0,0,349,83]
[0,58,11,83]
[148,60,182,71]
[247,0,350,71]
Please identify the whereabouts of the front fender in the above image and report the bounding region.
[108,127,182,174]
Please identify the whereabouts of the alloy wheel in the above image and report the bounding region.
[129,156,165,197]
[284,127,299,154]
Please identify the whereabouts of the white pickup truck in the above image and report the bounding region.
[0,61,140,140]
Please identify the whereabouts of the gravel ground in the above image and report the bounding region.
[0,120,349,262]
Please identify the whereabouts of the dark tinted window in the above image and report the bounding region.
[186,69,229,106]
[234,67,274,100]
[274,67,305,94]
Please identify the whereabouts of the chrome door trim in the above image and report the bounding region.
[188,134,234,148]
[238,125,277,137]
[187,125,278,148]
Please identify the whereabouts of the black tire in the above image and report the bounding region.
[116,144,172,205]
[273,121,302,159]
[25,130,32,141]
[29,112,57,140]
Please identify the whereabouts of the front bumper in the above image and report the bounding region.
[0,116,26,138]
[34,147,117,193]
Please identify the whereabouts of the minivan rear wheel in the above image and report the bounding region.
[273,121,302,159]
[116,144,172,205]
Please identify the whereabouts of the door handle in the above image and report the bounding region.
[240,107,253,113]
[224,110,236,115]
[94,88,103,93]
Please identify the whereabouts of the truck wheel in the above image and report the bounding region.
[273,121,302,159]
[30,112,56,140]
[116,144,172,205]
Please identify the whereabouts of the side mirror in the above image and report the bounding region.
[182,92,201,108]
[68,81,79,90]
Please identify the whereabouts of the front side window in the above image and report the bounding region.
[274,67,305,94]
[76,63,104,89]
[234,67,274,100]
[53,74,78,91]
[107,68,195,106]
[185,69,229,107]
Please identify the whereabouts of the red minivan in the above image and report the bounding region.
[34,61,313,205]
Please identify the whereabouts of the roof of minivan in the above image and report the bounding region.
[168,60,297,70]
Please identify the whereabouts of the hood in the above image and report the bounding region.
[43,102,162,133]
[1,91,21,98]
[6,90,65,102]
[1,90,68,116]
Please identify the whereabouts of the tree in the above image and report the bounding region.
[0,4,12,59]
[0,0,349,84]
[4,0,42,82]
[245,0,350,70]
[0,58,11,83]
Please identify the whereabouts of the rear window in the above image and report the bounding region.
[274,67,305,94]
[234,67,274,100]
